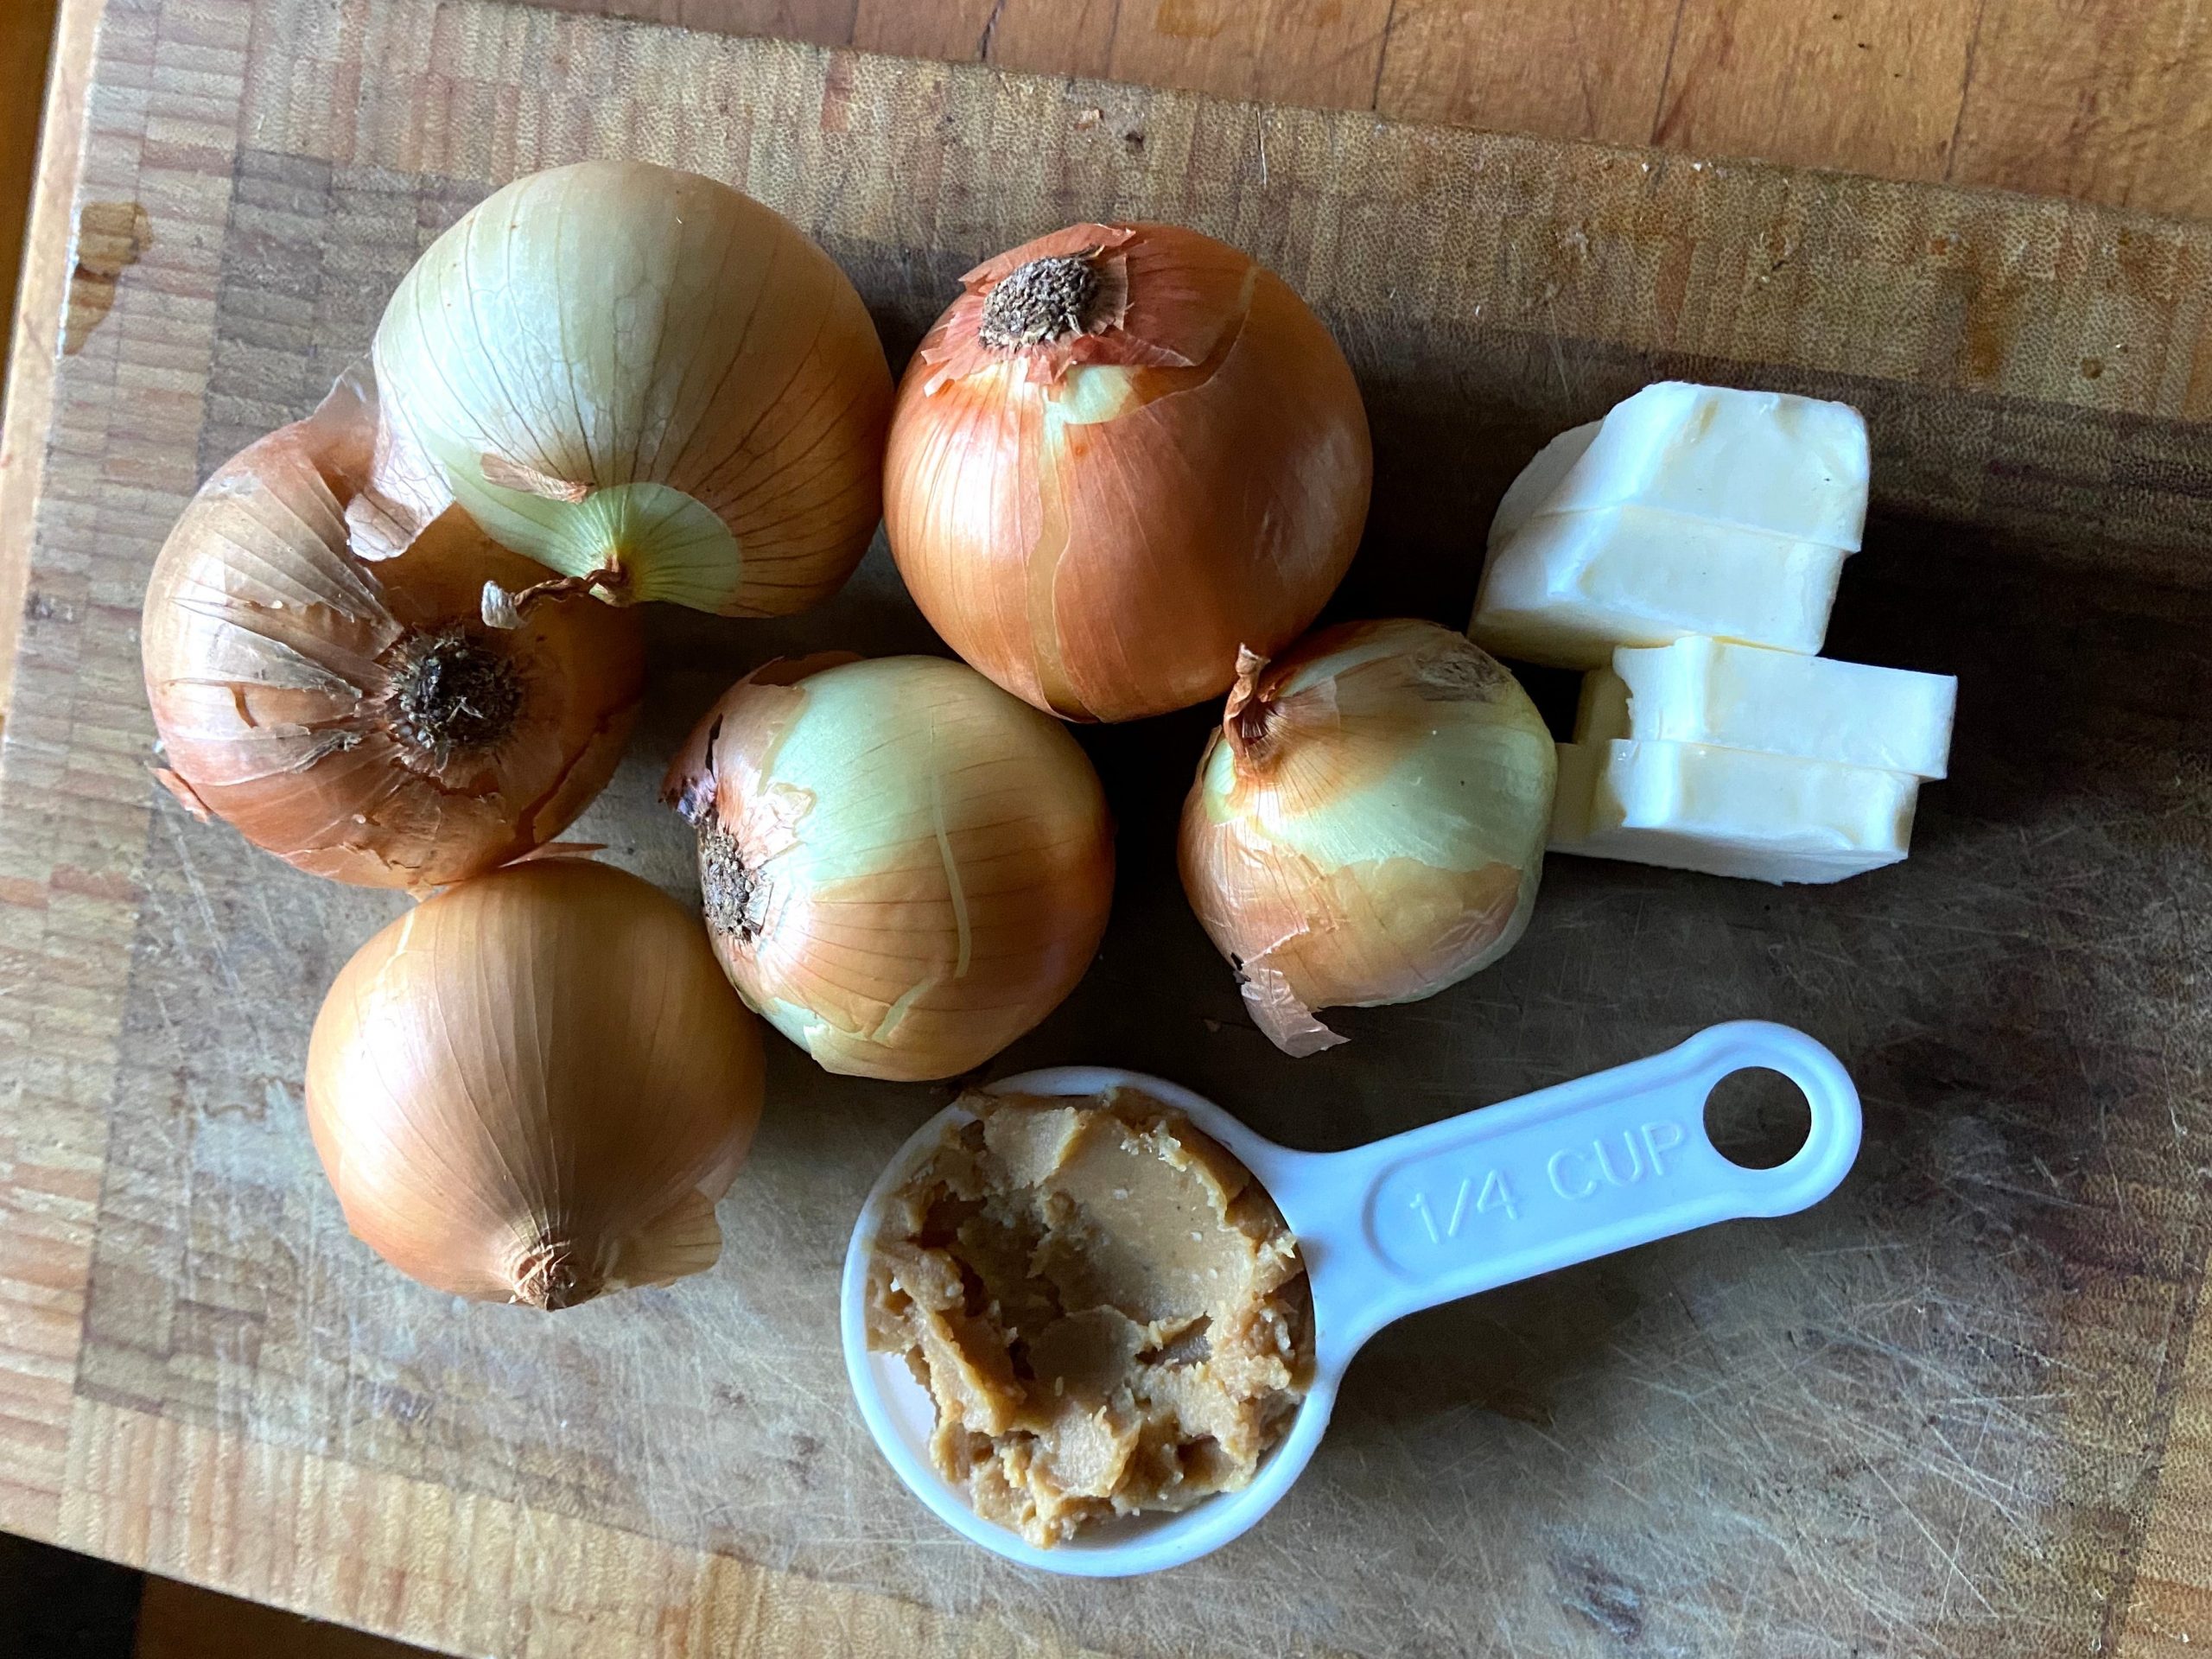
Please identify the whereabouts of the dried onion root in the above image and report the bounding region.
[141,372,645,890]
[885,222,1371,722]
[1179,620,1555,1055]
[305,859,765,1308]
[664,654,1116,1080]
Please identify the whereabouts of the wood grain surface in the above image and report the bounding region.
[540,0,2212,220]
[2,3,2211,1656]
[6,0,2212,709]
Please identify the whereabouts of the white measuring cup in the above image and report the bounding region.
[840,1020,1860,1577]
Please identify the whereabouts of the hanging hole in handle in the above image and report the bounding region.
[1703,1068,1813,1170]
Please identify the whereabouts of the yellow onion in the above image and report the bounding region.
[366,161,893,616]
[305,859,764,1308]
[884,222,1371,722]
[142,375,645,890]
[663,654,1115,1080]
[1179,620,1555,1057]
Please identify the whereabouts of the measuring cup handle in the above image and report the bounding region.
[1295,1021,1861,1354]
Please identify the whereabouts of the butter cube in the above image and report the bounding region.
[1471,512,1847,669]
[1549,739,1918,885]
[1610,638,1955,779]
[1573,669,1631,743]
[1522,383,1870,550]
[1490,422,1597,547]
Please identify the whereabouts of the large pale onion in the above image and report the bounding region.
[142,376,645,889]
[369,161,893,616]
[663,654,1116,1080]
[305,859,765,1308]
[1179,620,1556,1056]
[884,222,1372,722]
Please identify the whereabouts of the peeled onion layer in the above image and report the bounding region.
[886,222,1372,722]
[140,371,646,890]
[305,859,765,1309]
[434,452,743,612]
[367,161,893,617]
[1179,620,1557,1056]
[664,654,1116,1081]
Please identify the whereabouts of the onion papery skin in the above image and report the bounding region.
[663,654,1116,1081]
[370,161,893,617]
[141,382,645,890]
[1179,619,1556,1057]
[305,859,765,1309]
[884,222,1372,723]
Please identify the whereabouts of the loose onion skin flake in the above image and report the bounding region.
[305,859,765,1309]
[664,654,1116,1081]
[366,161,894,618]
[1179,620,1556,1056]
[141,375,645,890]
[885,222,1372,723]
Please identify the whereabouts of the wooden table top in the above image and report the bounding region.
[4,0,2209,712]
[3,3,2212,1658]
[537,0,2212,222]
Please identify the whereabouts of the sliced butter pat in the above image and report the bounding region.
[1611,637,1956,779]
[1490,422,1597,547]
[1573,668,1631,744]
[1470,511,1847,669]
[1531,382,1870,550]
[1548,739,1917,885]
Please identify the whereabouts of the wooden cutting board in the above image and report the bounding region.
[3,2,2211,1655]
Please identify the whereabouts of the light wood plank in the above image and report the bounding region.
[1653,0,1979,179]
[1950,0,2212,220]
[1105,0,1395,110]
[979,0,1123,77]
[849,0,995,60]
[534,0,861,45]
[1375,0,1683,147]
[207,0,2212,218]
[852,0,1124,78]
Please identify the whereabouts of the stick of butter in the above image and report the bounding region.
[1471,383,1871,668]
[1490,422,1597,547]
[1573,667,1633,744]
[1519,383,1871,550]
[1471,512,1847,668]
[1592,639,1956,779]
[1549,739,1918,885]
